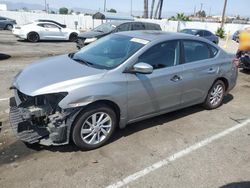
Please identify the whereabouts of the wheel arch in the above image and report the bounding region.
[214,77,229,92]
[68,99,121,142]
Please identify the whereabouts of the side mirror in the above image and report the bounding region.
[131,62,153,74]
[196,34,200,37]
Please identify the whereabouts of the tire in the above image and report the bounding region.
[5,24,13,30]
[27,32,40,42]
[72,104,117,150]
[203,80,225,110]
[69,33,78,42]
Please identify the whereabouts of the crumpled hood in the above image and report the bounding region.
[13,54,107,96]
[78,30,108,39]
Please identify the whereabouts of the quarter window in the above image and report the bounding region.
[138,40,180,69]
[183,41,211,63]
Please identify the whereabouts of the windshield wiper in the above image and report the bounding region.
[72,58,93,67]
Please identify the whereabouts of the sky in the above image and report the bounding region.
[2,0,250,16]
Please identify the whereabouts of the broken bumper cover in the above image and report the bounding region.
[9,96,75,146]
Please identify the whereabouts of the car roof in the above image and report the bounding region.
[116,31,219,48]
[103,21,160,26]
[116,30,204,41]
[182,28,212,32]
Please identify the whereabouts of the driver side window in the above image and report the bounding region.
[138,40,180,69]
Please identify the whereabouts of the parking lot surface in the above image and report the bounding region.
[0,31,249,188]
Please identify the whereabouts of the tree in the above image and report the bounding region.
[59,7,68,14]
[168,13,190,21]
[144,0,149,18]
[154,0,164,19]
[196,10,206,17]
[150,0,155,19]
[107,8,117,13]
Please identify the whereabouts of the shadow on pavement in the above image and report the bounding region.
[240,69,250,74]
[17,39,73,43]
[0,53,11,61]
[219,181,250,188]
[0,94,234,164]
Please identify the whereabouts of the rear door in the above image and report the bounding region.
[127,40,184,120]
[180,40,220,106]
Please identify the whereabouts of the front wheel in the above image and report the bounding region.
[72,104,117,150]
[203,80,225,110]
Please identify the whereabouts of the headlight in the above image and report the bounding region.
[84,37,97,43]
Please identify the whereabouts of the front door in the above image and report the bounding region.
[41,23,64,40]
[126,40,183,120]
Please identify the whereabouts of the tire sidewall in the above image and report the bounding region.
[6,24,13,30]
[204,80,225,109]
[72,105,117,150]
[27,32,39,42]
[69,33,78,42]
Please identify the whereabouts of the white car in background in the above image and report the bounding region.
[12,21,79,42]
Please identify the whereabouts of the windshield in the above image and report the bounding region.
[72,34,147,69]
[180,29,198,35]
[93,23,116,33]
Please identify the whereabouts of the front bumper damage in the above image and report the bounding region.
[9,90,78,146]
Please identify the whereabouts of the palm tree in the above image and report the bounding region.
[154,0,160,19]
[144,0,149,18]
[158,0,164,19]
[150,0,155,19]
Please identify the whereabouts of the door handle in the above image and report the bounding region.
[207,68,216,74]
[171,75,182,82]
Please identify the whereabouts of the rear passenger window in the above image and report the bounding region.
[183,41,210,63]
[132,23,145,30]
[138,40,180,69]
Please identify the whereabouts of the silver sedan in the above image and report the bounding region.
[10,31,238,150]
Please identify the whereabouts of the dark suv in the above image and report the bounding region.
[0,16,16,30]
[76,21,161,49]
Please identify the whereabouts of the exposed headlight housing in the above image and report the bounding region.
[84,37,97,44]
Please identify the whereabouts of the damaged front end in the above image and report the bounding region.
[9,90,77,146]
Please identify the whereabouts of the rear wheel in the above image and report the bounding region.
[27,32,39,42]
[69,33,78,42]
[203,80,225,110]
[5,24,13,30]
[72,104,117,150]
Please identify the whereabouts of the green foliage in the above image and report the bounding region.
[168,13,190,21]
[59,7,68,15]
[107,8,117,13]
[196,10,206,17]
[215,27,225,39]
